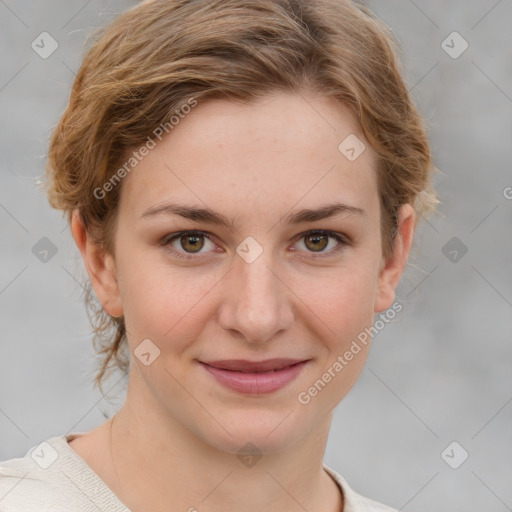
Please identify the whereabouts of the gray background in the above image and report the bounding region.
[1,1,511,511]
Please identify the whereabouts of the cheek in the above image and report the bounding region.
[296,255,380,343]
[115,249,218,350]
[115,226,381,356]
[292,258,380,411]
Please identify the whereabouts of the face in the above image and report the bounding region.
[77,91,414,455]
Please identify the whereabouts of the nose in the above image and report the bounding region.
[217,248,294,344]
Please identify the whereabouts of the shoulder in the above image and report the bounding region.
[0,434,113,512]
[323,464,399,512]
[0,437,64,511]
[1,433,130,512]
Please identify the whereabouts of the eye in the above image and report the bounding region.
[293,230,349,257]
[160,229,350,261]
[161,230,217,259]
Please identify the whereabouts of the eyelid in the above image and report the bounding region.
[160,230,218,260]
[292,229,350,258]
[160,229,350,259]
[295,228,351,245]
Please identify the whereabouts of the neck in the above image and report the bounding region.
[106,372,343,512]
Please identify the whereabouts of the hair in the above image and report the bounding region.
[44,0,438,395]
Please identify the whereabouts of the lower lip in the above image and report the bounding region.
[199,361,309,394]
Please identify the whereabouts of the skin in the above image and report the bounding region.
[70,91,415,512]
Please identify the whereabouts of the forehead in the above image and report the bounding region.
[119,92,380,224]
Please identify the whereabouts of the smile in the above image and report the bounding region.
[198,358,310,394]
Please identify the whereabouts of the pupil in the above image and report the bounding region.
[183,235,203,252]
[307,234,327,252]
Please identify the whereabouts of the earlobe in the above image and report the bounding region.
[70,210,123,318]
[374,204,416,313]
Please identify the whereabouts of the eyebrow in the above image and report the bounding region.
[140,201,366,230]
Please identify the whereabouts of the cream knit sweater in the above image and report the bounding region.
[0,433,398,511]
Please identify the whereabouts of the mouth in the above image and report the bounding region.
[198,358,310,394]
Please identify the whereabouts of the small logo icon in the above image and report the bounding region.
[441,441,469,469]
[338,134,366,161]
[237,442,263,468]
[442,236,468,263]
[134,338,160,366]
[32,237,58,263]
[31,32,59,59]
[236,236,263,263]
[31,441,59,469]
[441,32,468,59]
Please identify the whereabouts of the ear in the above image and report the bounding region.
[70,210,123,317]
[374,204,416,313]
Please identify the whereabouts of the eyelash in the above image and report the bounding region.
[160,229,350,260]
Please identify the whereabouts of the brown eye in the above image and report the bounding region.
[179,234,205,253]
[294,230,348,257]
[162,230,216,259]
[304,233,329,252]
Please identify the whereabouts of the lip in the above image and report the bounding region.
[198,358,310,394]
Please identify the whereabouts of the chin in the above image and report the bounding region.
[195,406,313,456]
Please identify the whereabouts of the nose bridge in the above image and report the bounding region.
[220,240,293,343]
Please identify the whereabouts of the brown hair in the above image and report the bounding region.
[44,0,438,395]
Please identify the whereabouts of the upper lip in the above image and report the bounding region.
[200,358,308,372]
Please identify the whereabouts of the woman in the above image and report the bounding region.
[0,0,437,510]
